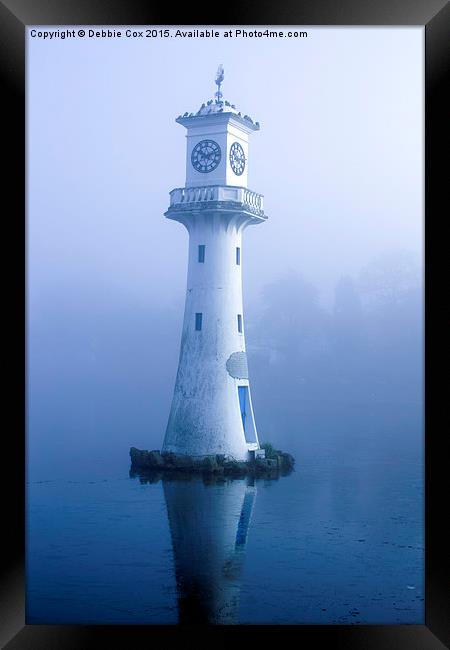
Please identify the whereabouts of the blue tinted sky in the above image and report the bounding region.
[28,27,423,309]
[27,27,424,476]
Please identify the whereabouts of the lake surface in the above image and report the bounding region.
[26,438,424,625]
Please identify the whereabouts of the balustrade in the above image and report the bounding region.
[168,185,264,216]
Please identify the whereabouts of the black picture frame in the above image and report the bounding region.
[1,0,448,647]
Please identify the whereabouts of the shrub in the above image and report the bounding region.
[260,442,277,458]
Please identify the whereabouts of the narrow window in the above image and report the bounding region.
[237,314,242,333]
[195,313,203,331]
[236,247,241,265]
[198,245,205,263]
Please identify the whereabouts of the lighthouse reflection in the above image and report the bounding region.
[163,476,256,624]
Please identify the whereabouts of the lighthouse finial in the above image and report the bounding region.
[215,64,224,102]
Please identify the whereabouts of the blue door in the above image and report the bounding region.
[238,386,247,432]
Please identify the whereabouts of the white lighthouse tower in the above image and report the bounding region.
[162,67,267,461]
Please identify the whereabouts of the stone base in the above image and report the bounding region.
[129,447,295,481]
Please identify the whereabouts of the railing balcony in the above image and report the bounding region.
[167,185,265,217]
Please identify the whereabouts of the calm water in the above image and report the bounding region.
[27,437,424,625]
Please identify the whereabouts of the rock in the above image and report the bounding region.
[130,446,295,479]
[172,454,194,469]
[254,457,279,475]
[161,452,195,470]
[161,451,176,466]
[279,452,295,470]
[130,447,150,468]
[147,450,164,468]
[130,448,165,470]
[223,460,247,476]
[202,456,219,473]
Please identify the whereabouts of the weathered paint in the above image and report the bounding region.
[162,97,266,461]
[226,351,249,380]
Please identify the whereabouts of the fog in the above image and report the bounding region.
[27,27,423,479]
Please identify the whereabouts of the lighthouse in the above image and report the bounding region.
[162,67,267,461]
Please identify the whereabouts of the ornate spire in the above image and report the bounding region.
[215,64,224,103]
[175,66,260,129]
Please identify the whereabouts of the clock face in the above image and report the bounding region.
[191,140,221,173]
[229,142,246,176]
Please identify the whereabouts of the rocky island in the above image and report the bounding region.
[130,443,295,480]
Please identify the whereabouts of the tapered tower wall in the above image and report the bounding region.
[161,80,265,461]
[163,211,259,460]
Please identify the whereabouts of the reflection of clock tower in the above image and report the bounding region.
[162,66,267,461]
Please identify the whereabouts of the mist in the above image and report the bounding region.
[27,27,423,480]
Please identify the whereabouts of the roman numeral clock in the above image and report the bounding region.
[191,140,222,173]
[229,141,246,176]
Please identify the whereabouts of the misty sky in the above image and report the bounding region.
[28,26,423,311]
[27,27,424,474]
